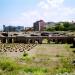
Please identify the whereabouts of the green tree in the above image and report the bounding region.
[55,23,64,31]
[63,22,71,31]
[46,27,55,31]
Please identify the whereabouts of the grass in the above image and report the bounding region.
[56,57,74,74]
[0,44,75,75]
[0,57,21,75]
[24,67,48,74]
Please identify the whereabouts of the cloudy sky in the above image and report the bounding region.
[0,0,75,29]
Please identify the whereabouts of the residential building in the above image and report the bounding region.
[33,20,46,31]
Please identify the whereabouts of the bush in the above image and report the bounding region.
[0,58,20,72]
[56,57,74,74]
[23,52,28,57]
[56,67,72,74]
[24,67,48,74]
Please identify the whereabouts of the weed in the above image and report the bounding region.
[24,66,48,74]
[0,57,20,72]
[23,52,28,57]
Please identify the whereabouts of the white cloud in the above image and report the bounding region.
[38,1,49,10]
[47,0,64,7]
[21,10,42,26]
[7,0,75,27]
[0,0,75,29]
[38,0,64,9]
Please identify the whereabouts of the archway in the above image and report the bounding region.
[28,39,33,43]
[35,39,39,44]
[42,38,48,44]
[8,38,12,43]
[2,38,6,43]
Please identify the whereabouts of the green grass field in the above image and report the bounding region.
[0,44,75,75]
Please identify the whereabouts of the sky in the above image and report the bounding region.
[0,0,75,30]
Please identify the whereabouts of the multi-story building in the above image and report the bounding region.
[33,20,46,31]
[3,25,24,32]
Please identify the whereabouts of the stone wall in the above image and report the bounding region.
[0,36,74,44]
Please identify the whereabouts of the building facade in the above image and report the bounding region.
[33,20,46,31]
[3,25,24,32]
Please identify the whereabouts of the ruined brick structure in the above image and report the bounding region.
[0,36,74,44]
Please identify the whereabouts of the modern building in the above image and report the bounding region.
[33,20,46,31]
[15,26,24,32]
[3,25,24,32]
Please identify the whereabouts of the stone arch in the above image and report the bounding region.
[42,38,49,44]
[2,38,6,43]
[35,39,39,44]
[67,38,73,44]
[8,38,12,43]
[49,39,55,44]
[73,38,75,47]
[28,39,33,43]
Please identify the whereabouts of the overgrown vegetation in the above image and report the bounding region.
[23,52,28,57]
[0,57,21,75]
[46,22,75,31]
[56,57,74,74]
[0,44,75,75]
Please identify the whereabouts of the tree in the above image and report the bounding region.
[46,27,55,31]
[55,23,64,31]
[63,22,71,31]
[45,22,75,31]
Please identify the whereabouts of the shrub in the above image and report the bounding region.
[56,57,74,74]
[56,67,72,74]
[0,58,20,72]
[24,67,48,74]
[23,52,28,57]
